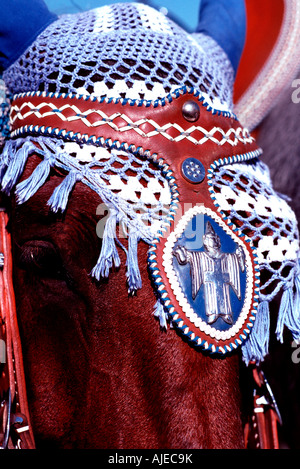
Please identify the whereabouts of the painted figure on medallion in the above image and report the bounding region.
[173,221,246,325]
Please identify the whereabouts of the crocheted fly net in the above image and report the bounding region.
[3,3,233,108]
[0,3,299,364]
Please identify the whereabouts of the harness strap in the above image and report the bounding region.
[0,208,35,449]
[244,364,281,449]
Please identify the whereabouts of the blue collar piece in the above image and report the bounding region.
[0,0,57,72]
[196,0,246,75]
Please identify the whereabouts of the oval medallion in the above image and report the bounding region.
[149,205,260,355]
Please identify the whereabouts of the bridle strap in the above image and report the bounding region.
[0,208,35,449]
[244,364,281,449]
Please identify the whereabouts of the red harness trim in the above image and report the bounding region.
[244,365,281,449]
[0,209,35,449]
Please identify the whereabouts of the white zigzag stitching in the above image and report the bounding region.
[10,101,254,146]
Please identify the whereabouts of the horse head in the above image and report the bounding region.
[0,0,299,449]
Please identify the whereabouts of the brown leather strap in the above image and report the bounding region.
[244,365,281,449]
[10,91,259,166]
[0,208,35,449]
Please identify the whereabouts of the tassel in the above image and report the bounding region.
[47,170,83,213]
[1,140,37,195]
[0,140,10,181]
[91,209,121,280]
[242,301,270,365]
[126,227,142,294]
[153,299,169,329]
[276,283,300,343]
[295,268,300,319]
[15,156,55,204]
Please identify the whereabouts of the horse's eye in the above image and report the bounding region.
[17,240,65,279]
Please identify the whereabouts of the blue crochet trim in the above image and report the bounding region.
[1,133,298,363]
[3,5,234,110]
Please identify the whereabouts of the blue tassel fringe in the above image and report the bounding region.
[1,140,37,195]
[153,299,169,329]
[91,210,121,280]
[126,228,142,294]
[242,301,270,364]
[15,155,55,204]
[48,170,83,213]
[243,262,300,364]
[276,282,300,343]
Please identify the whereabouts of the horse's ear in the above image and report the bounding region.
[0,0,57,72]
[196,0,246,76]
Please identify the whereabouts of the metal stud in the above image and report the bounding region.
[181,100,200,122]
[181,157,205,184]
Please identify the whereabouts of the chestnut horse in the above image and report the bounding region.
[2,0,299,451]
[8,154,244,449]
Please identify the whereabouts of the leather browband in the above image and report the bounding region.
[10,89,259,163]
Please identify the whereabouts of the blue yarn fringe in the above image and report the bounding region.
[48,170,83,213]
[1,140,37,195]
[242,301,270,365]
[276,264,300,343]
[126,228,142,294]
[15,155,55,204]
[242,262,300,364]
[153,299,169,329]
[91,214,143,294]
[1,137,147,296]
[91,210,121,280]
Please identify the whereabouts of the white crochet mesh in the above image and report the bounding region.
[3,3,233,110]
[53,140,171,236]
[49,141,299,304]
[210,160,299,301]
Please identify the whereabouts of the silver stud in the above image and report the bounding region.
[182,100,200,122]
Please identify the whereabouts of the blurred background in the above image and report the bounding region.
[44,0,200,31]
